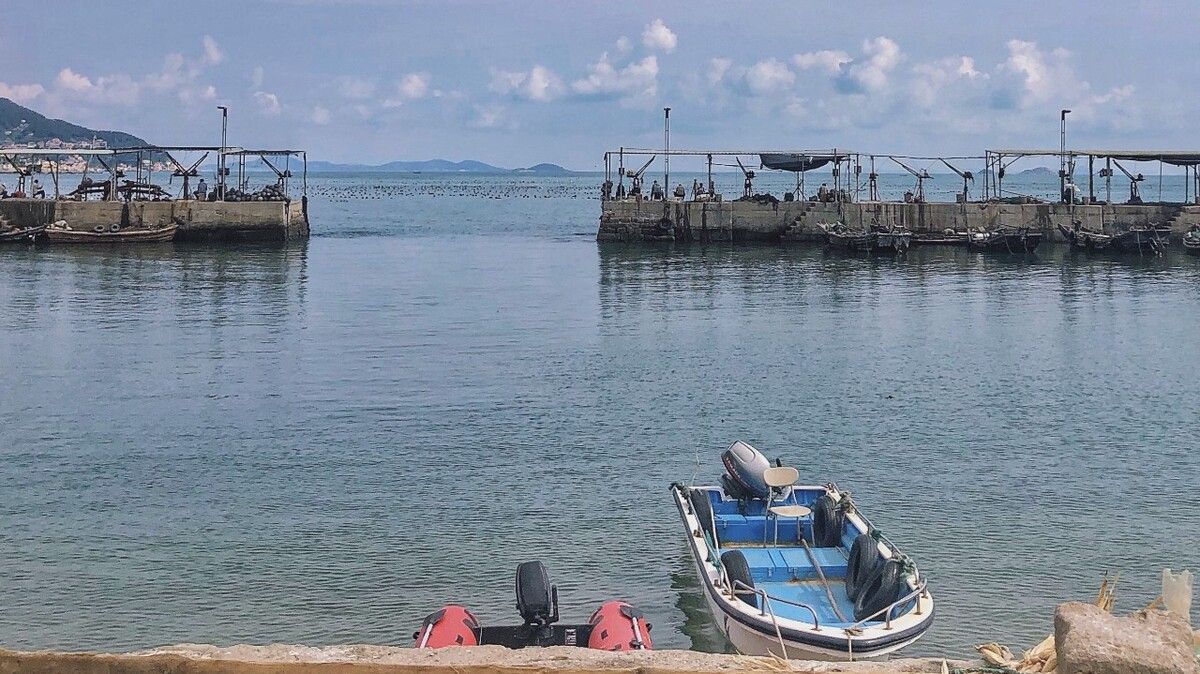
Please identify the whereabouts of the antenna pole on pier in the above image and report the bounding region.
[663,107,671,192]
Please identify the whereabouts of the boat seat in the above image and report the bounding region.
[734,547,848,582]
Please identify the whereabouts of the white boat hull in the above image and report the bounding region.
[673,483,934,661]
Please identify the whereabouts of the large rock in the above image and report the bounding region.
[1055,601,1199,674]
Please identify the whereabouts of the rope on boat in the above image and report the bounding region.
[799,537,848,623]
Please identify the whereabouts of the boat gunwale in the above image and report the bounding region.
[671,483,934,656]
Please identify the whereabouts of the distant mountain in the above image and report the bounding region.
[1016,166,1057,178]
[306,158,579,174]
[0,97,148,148]
[513,163,574,175]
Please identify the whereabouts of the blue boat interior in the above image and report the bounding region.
[704,486,884,628]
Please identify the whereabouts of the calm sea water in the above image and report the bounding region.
[2,173,1199,658]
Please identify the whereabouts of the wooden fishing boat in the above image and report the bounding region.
[672,441,933,661]
[43,223,177,244]
[817,222,911,254]
[1060,223,1169,255]
[1184,226,1200,256]
[1058,224,1112,252]
[967,227,1042,253]
[0,225,46,243]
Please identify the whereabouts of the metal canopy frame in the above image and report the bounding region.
[0,145,307,202]
[984,148,1200,204]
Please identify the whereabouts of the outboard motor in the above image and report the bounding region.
[721,441,773,500]
[515,561,559,627]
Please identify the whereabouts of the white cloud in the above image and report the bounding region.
[793,50,851,74]
[53,68,140,105]
[615,36,631,53]
[338,76,376,100]
[311,105,331,125]
[572,53,658,103]
[745,58,795,94]
[468,104,507,129]
[253,91,282,115]
[489,65,563,102]
[641,19,677,53]
[0,81,45,103]
[202,35,224,66]
[995,40,1137,124]
[707,58,732,86]
[55,68,93,93]
[837,36,902,93]
[178,84,217,105]
[251,66,265,88]
[397,72,430,99]
[911,56,986,108]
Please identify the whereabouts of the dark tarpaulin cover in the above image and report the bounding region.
[759,153,846,172]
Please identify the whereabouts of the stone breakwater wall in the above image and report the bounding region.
[0,198,309,241]
[598,198,1200,243]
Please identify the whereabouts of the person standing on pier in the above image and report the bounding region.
[650,180,662,200]
[196,178,208,200]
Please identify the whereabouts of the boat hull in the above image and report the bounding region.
[43,224,177,243]
[969,230,1041,253]
[671,484,933,660]
[0,225,46,243]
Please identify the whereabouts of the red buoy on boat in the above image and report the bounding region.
[586,600,652,651]
[414,605,480,648]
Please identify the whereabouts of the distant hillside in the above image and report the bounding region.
[513,163,574,175]
[0,97,148,148]
[307,159,579,174]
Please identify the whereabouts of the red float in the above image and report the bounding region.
[586,600,652,651]
[413,605,480,648]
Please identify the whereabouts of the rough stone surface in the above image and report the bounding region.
[0,645,969,674]
[1055,602,1200,674]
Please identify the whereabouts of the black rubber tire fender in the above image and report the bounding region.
[853,558,906,622]
[720,550,756,609]
[689,488,715,540]
[811,494,843,548]
[845,533,884,602]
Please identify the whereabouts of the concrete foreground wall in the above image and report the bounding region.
[598,198,1200,243]
[0,646,965,674]
[0,198,309,241]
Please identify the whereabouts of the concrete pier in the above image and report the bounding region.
[0,198,309,241]
[598,198,1200,244]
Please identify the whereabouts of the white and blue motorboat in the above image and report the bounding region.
[671,441,933,660]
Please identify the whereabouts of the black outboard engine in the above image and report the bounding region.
[515,561,559,627]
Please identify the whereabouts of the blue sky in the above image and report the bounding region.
[2,0,1197,169]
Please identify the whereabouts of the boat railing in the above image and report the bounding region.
[729,580,792,659]
[846,579,928,631]
[729,579,821,632]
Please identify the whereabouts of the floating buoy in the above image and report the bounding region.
[587,600,652,651]
[413,605,480,648]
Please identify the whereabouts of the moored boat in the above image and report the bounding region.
[1058,224,1112,252]
[44,223,177,243]
[0,224,46,243]
[1111,225,1169,254]
[817,222,911,254]
[672,441,933,660]
[413,561,652,651]
[967,227,1042,253]
[1184,225,1200,256]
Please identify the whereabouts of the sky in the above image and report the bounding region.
[2,0,1198,170]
